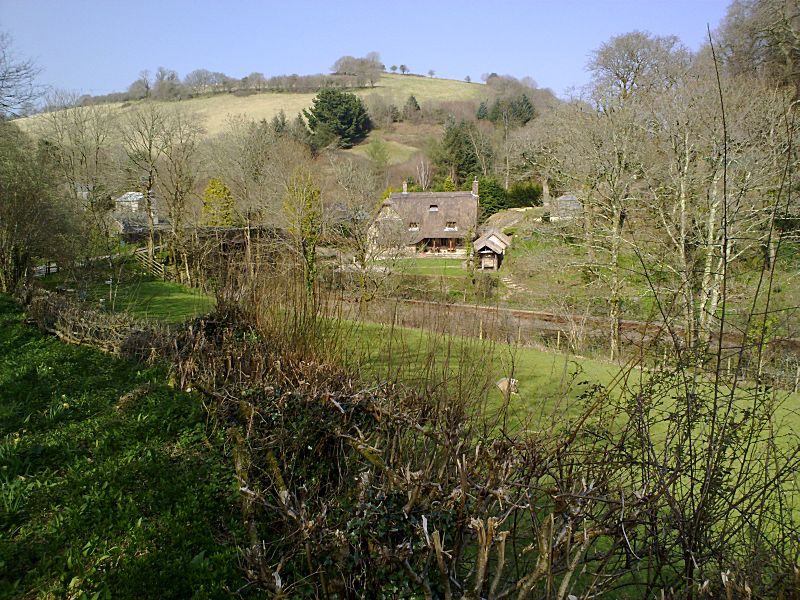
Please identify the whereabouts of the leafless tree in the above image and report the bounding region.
[156,109,203,282]
[415,157,432,191]
[37,92,118,264]
[120,105,169,259]
[0,32,42,117]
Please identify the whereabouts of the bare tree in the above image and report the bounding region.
[37,92,118,264]
[0,32,41,117]
[120,105,169,259]
[415,157,432,191]
[157,109,203,282]
[329,158,405,308]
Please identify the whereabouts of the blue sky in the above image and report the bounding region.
[2,0,732,98]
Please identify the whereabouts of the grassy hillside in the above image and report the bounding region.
[20,73,483,139]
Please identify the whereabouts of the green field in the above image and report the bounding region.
[88,278,215,324]
[0,295,245,598]
[42,271,216,324]
[349,316,621,426]
[395,257,469,277]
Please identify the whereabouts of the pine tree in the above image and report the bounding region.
[403,94,421,121]
[302,88,371,149]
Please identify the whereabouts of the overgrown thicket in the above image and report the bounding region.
[159,251,800,598]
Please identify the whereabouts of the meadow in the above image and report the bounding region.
[20,73,482,139]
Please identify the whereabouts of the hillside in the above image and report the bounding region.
[19,73,484,139]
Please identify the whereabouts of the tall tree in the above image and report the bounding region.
[0,122,74,291]
[0,32,41,117]
[718,0,800,95]
[157,109,202,281]
[282,168,323,297]
[302,88,371,149]
[37,93,117,262]
[120,105,169,259]
[430,118,488,185]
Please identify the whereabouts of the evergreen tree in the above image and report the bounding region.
[477,176,507,219]
[507,180,543,207]
[270,110,288,135]
[487,94,536,127]
[433,118,484,185]
[302,88,371,149]
[511,94,535,124]
[403,94,421,121]
[202,178,236,226]
[476,101,489,120]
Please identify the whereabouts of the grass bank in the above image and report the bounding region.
[0,295,245,598]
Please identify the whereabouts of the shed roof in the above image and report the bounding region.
[116,191,144,203]
[474,228,512,254]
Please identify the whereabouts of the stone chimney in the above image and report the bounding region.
[472,177,479,196]
[402,180,408,194]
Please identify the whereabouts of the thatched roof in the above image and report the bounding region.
[474,228,512,254]
[382,191,478,244]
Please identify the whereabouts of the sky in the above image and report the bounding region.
[2,0,733,99]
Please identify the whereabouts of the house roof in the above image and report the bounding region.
[116,192,144,203]
[382,191,478,244]
[474,228,512,254]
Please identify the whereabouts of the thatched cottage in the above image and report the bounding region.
[372,179,479,254]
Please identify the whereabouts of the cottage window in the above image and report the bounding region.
[409,222,419,230]
[445,221,457,230]
[429,205,439,212]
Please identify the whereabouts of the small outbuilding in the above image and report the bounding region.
[548,194,582,221]
[473,228,512,270]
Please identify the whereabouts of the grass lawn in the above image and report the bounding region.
[395,257,469,278]
[347,317,621,424]
[89,278,215,324]
[0,295,246,598]
[42,271,215,324]
[341,315,800,433]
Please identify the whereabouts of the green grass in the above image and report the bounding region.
[42,270,216,324]
[395,257,469,277]
[0,295,245,598]
[345,133,420,165]
[90,278,215,324]
[343,316,620,428]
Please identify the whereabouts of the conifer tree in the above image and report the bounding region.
[202,178,236,226]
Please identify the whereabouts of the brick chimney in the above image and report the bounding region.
[472,177,479,196]
[402,180,408,194]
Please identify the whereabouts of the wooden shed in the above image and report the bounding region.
[473,229,512,270]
